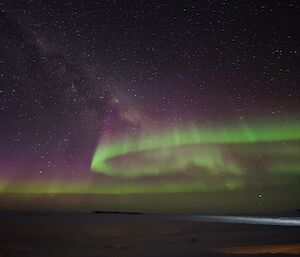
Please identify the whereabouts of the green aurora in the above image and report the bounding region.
[0,121,299,196]
[91,121,300,179]
[0,178,244,194]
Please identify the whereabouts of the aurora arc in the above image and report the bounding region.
[91,121,300,177]
[0,121,299,195]
[0,178,244,194]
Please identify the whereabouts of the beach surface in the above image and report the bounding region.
[0,212,299,257]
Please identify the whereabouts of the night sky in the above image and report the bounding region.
[0,0,299,212]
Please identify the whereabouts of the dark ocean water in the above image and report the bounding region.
[0,212,299,257]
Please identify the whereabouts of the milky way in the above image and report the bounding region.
[0,0,299,212]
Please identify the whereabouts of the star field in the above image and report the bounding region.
[0,0,299,211]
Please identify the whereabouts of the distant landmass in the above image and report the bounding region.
[93,211,143,215]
